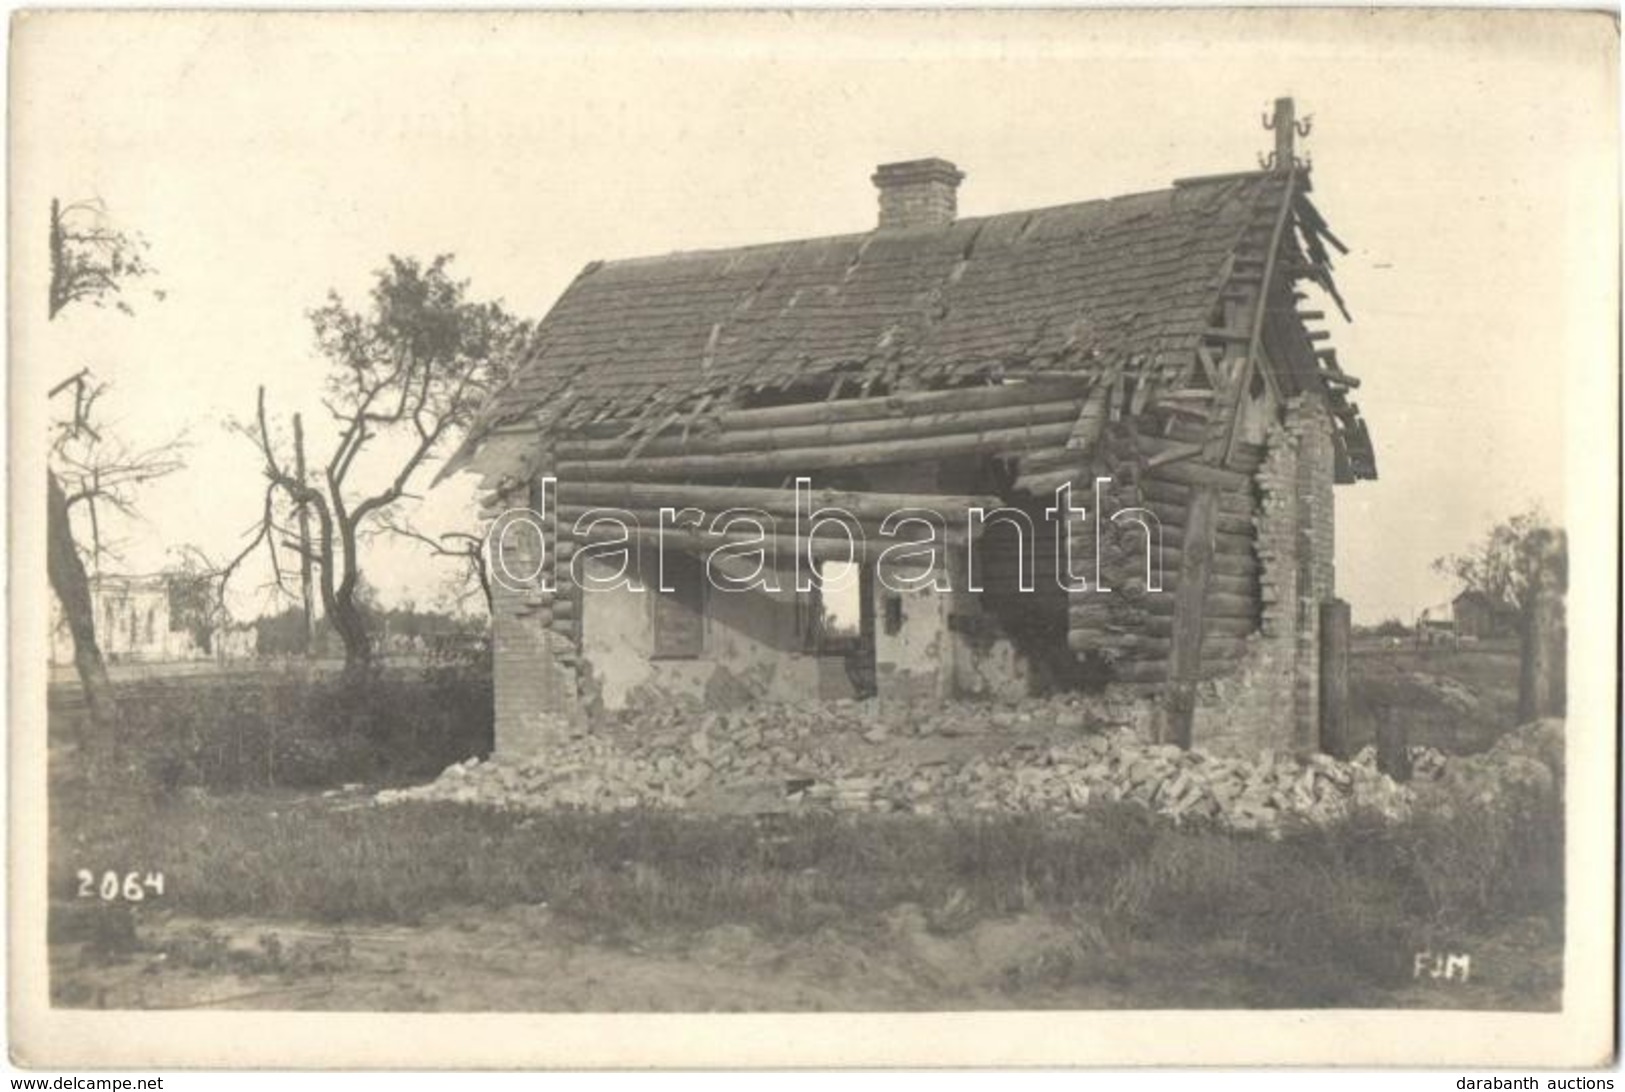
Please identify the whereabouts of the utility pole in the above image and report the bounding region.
[1262,96,1310,172]
[1272,97,1295,170]
[293,412,316,657]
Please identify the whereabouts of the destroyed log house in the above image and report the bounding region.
[446,108,1377,759]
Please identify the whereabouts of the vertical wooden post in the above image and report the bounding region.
[1161,486,1217,749]
[1318,598,1350,757]
[1272,97,1296,170]
[529,471,567,718]
[1519,586,1562,722]
[293,412,317,658]
[1375,704,1411,782]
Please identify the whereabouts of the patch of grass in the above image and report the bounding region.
[50,797,1158,933]
[49,782,1563,1006]
[1348,645,1521,754]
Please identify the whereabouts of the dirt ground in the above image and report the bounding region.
[52,898,1559,1013]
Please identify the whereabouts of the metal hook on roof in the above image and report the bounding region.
[1296,115,1314,138]
[1261,108,1277,130]
[1257,151,1278,170]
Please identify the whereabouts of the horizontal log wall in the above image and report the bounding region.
[511,378,1275,704]
[556,480,998,522]
[555,398,1085,462]
[570,379,1093,440]
[557,420,1078,481]
[1065,451,1264,686]
[554,506,972,558]
[975,500,1068,621]
[559,521,952,566]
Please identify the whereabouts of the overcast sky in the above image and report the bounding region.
[13,10,1616,622]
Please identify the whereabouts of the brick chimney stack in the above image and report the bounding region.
[871,158,964,230]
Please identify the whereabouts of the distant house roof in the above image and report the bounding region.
[1452,589,1519,614]
[454,165,1374,481]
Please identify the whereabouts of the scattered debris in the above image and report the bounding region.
[1418,717,1563,816]
[371,696,1540,834]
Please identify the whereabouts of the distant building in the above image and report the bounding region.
[49,573,204,665]
[1451,589,1519,640]
[214,623,259,661]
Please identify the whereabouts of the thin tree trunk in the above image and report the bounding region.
[327,588,372,678]
[47,470,117,734]
[326,511,372,678]
[294,412,317,658]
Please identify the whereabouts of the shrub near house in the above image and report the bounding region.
[90,656,493,793]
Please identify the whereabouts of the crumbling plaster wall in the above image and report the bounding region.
[577,552,838,713]
[862,459,1034,704]
[871,568,955,702]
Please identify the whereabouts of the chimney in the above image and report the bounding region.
[871,158,964,230]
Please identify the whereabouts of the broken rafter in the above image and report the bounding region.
[1011,467,1083,496]
[1222,170,1299,464]
[1143,441,1204,470]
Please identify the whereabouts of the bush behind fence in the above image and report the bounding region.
[64,652,494,793]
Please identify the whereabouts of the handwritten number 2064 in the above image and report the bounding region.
[76,870,165,902]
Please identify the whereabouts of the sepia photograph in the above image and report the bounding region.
[7,7,1618,1070]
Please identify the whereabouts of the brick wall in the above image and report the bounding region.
[1193,394,1337,757]
[488,479,579,757]
[1289,392,1337,751]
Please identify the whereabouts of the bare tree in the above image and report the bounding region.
[45,198,166,734]
[374,513,492,611]
[1433,506,1566,616]
[223,255,526,675]
[167,545,230,655]
[50,371,187,575]
[49,198,159,320]
[1435,507,1567,720]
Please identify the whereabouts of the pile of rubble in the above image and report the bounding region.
[1415,717,1563,816]
[376,696,1442,833]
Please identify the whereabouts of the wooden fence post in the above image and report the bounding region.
[1375,703,1411,782]
[1518,585,1562,722]
[1318,598,1351,757]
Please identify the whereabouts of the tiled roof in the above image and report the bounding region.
[473,171,1295,440]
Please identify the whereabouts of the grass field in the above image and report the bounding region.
[1348,640,1522,754]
